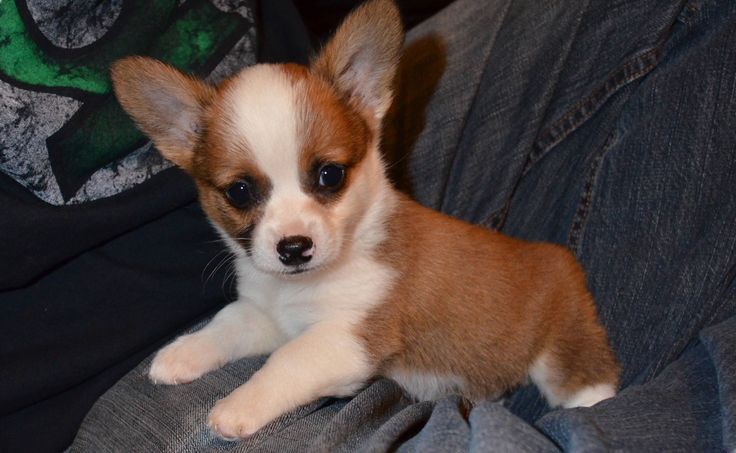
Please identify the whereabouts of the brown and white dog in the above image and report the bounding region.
[111,0,620,440]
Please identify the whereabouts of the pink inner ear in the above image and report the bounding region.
[311,0,402,121]
[111,56,215,171]
[340,54,381,105]
[153,88,203,149]
[333,56,395,121]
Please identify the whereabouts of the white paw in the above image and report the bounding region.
[148,334,225,385]
[207,394,269,440]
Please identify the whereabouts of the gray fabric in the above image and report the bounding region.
[71,0,736,450]
[26,0,123,49]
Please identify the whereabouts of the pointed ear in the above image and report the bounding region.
[111,56,215,171]
[312,0,403,122]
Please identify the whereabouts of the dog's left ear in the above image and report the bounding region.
[312,0,403,122]
[111,56,214,172]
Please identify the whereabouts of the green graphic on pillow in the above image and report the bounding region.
[0,0,253,202]
[0,0,176,95]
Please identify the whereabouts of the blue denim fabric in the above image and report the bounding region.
[71,0,736,451]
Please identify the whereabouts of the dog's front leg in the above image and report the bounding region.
[149,301,287,385]
[207,321,372,439]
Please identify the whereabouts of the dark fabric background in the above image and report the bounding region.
[294,0,454,45]
[0,1,452,452]
[0,1,301,451]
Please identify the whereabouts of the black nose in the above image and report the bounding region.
[276,235,313,266]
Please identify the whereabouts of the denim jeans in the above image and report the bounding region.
[71,0,736,451]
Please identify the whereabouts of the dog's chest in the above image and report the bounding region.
[269,293,321,338]
[238,256,397,339]
[246,280,322,338]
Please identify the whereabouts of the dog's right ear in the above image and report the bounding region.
[111,57,215,171]
[312,0,403,124]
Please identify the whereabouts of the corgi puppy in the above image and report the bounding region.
[111,0,620,440]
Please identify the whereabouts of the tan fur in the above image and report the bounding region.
[282,64,373,204]
[190,84,276,239]
[359,195,620,402]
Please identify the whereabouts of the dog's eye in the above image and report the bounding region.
[225,180,254,208]
[318,164,345,189]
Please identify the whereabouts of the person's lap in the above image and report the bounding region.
[70,0,736,450]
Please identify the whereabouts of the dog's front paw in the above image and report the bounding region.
[208,394,270,440]
[149,334,225,385]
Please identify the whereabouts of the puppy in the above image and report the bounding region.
[111,0,620,439]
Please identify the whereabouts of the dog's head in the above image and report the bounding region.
[112,0,403,276]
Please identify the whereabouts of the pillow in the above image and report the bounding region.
[0,0,256,205]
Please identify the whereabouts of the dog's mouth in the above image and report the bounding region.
[285,268,309,275]
[280,263,324,277]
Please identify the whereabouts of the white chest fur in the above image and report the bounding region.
[234,253,397,340]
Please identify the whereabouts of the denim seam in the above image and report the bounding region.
[524,47,663,178]
[524,0,593,172]
[481,33,664,231]
[436,0,512,214]
[677,0,703,27]
[477,0,591,231]
[566,131,618,255]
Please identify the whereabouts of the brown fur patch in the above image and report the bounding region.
[359,194,620,402]
[188,81,280,248]
[279,64,373,204]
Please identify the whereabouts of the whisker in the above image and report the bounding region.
[383,148,414,173]
[201,249,229,283]
[203,250,235,287]
[221,264,239,299]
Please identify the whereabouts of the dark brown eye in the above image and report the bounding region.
[318,164,345,190]
[225,180,254,208]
